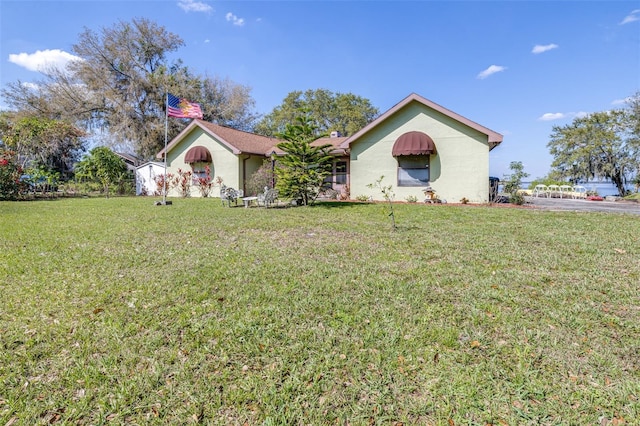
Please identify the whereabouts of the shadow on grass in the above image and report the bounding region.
[311,200,374,209]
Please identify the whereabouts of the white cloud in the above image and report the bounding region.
[476,65,506,79]
[22,82,40,90]
[226,12,245,26]
[620,9,640,25]
[532,43,559,54]
[538,111,589,121]
[8,49,81,73]
[612,97,632,105]
[539,112,566,121]
[177,0,212,13]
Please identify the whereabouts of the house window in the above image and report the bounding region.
[335,161,347,184]
[397,156,429,186]
[191,162,210,184]
[324,161,348,186]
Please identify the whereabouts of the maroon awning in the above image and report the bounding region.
[392,131,436,156]
[184,146,212,163]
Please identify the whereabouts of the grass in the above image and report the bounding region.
[0,197,639,425]
[624,193,640,201]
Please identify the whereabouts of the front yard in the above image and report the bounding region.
[1,198,638,425]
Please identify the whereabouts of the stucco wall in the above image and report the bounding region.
[349,102,491,203]
[165,128,241,198]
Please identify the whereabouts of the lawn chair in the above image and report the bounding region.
[220,185,242,207]
[559,185,572,198]
[533,184,548,198]
[547,184,560,198]
[572,185,587,199]
[257,187,279,207]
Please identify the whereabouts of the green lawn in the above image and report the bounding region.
[1,197,638,425]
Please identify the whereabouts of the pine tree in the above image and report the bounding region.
[275,111,333,206]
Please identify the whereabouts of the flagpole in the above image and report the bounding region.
[163,91,168,204]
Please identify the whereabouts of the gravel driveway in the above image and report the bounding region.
[525,196,640,215]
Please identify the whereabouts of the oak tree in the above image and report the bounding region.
[547,108,636,196]
[1,18,258,160]
[256,89,378,137]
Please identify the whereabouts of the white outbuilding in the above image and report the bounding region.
[136,162,165,196]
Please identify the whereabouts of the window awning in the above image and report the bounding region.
[184,146,212,163]
[392,131,436,156]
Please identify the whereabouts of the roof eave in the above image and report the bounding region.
[156,119,242,159]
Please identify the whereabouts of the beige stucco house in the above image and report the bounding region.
[157,93,503,202]
[157,120,280,198]
[340,93,503,203]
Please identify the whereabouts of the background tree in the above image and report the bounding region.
[1,18,258,160]
[623,91,640,184]
[275,110,333,206]
[547,108,635,195]
[0,112,86,180]
[75,147,127,198]
[255,88,378,137]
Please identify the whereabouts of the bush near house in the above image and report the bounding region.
[0,149,25,199]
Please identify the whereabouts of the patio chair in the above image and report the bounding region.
[572,185,587,199]
[547,184,560,198]
[220,185,241,207]
[533,184,548,198]
[559,185,572,198]
[257,187,279,207]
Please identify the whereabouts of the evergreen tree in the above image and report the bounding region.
[275,111,333,206]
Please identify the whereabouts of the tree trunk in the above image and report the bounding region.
[611,172,626,196]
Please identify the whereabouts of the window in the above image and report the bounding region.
[397,156,429,186]
[324,161,348,186]
[191,162,210,184]
[335,161,347,185]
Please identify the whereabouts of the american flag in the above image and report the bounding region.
[167,93,203,119]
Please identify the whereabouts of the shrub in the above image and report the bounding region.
[528,178,566,190]
[355,194,370,202]
[171,169,192,198]
[196,166,214,197]
[0,149,25,200]
[509,192,525,205]
[503,161,529,205]
[405,195,418,203]
[246,160,275,196]
[154,173,174,197]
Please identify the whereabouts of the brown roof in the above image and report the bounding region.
[340,93,503,151]
[157,119,282,159]
[267,136,350,156]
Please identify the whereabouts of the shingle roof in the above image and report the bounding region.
[157,120,282,159]
[269,136,350,156]
[340,93,503,151]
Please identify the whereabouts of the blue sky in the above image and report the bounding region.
[1,0,639,178]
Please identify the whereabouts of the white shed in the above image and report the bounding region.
[136,162,166,196]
